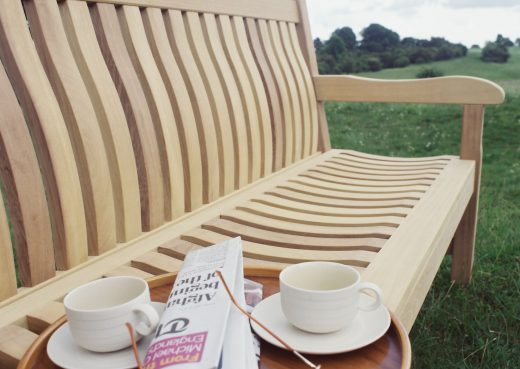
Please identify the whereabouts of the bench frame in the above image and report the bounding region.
[0,0,504,367]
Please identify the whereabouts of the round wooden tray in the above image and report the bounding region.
[18,267,411,369]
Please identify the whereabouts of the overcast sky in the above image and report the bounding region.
[307,0,520,47]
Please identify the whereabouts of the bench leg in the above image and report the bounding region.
[451,195,478,284]
[451,105,484,285]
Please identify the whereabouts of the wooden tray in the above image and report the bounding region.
[18,267,411,369]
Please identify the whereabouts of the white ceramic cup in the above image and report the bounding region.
[279,262,383,334]
[63,276,160,352]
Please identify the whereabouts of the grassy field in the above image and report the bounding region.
[327,47,520,368]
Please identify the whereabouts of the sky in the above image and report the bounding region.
[306,0,520,47]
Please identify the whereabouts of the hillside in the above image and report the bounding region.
[357,47,520,95]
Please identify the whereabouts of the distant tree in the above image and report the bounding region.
[481,42,510,63]
[360,24,399,52]
[393,55,410,68]
[470,44,480,49]
[313,38,323,52]
[516,38,520,47]
[322,35,346,60]
[495,34,514,47]
[331,27,357,50]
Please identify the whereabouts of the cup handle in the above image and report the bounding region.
[357,282,383,312]
[132,303,160,336]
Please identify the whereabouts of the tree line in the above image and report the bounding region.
[315,24,468,74]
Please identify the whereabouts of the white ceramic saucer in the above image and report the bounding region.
[250,293,391,355]
[47,302,165,369]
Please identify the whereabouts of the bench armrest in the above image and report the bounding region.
[314,75,505,105]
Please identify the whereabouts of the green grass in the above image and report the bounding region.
[327,48,520,368]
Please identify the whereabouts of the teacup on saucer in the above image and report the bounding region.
[47,302,165,369]
[251,294,390,355]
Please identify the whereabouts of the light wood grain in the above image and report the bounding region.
[181,228,375,266]
[0,59,54,288]
[0,152,329,328]
[165,9,220,203]
[0,0,88,270]
[294,0,330,151]
[219,15,262,182]
[0,325,37,369]
[257,19,294,166]
[60,0,142,242]
[103,265,154,279]
[142,8,203,212]
[26,302,65,334]
[232,16,273,178]
[119,5,185,219]
[362,160,475,330]
[185,11,236,196]
[202,13,249,189]
[0,189,16,301]
[25,0,117,255]
[451,105,484,284]
[91,2,165,230]
[73,0,299,22]
[246,18,284,172]
[202,218,386,251]
[131,252,184,274]
[314,75,506,104]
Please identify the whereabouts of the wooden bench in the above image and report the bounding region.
[0,0,504,367]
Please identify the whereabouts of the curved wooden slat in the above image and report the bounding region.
[291,178,428,194]
[203,218,385,251]
[91,3,165,230]
[202,13,248,189]
[26,301,64,334]
[245,18,283,171]
[164,9,220,203]
[218,15,262,182]
[340,151,451,164]
[267,187,418,208]
[300,171,433,188]
[288,22,319,155]
[141,8,203,212]
[0,188,16,300]
[0,0,87,269]
[184,12,235,196]
[231,16,273,178]
[278,182,422,201]
[326,158,445,172]
[182,228,375,267]
[158,238,288,268]
[24,0,116,255]
[257,19,293,167]
[278,21,310,159]
[236,201,402,227]
[118,5,185,219]
[0,61,54,288]
[222,209,395,238]
[251,193,410,217]
[131,251,184,274]
[59,0,142,242]
[267,20,302,161]
[318,162,440,178]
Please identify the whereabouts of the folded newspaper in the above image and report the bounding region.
[142,237,258,369]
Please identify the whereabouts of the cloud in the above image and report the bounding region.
[446,0,520,8]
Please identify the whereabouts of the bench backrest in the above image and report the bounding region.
[0,0,326,300]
